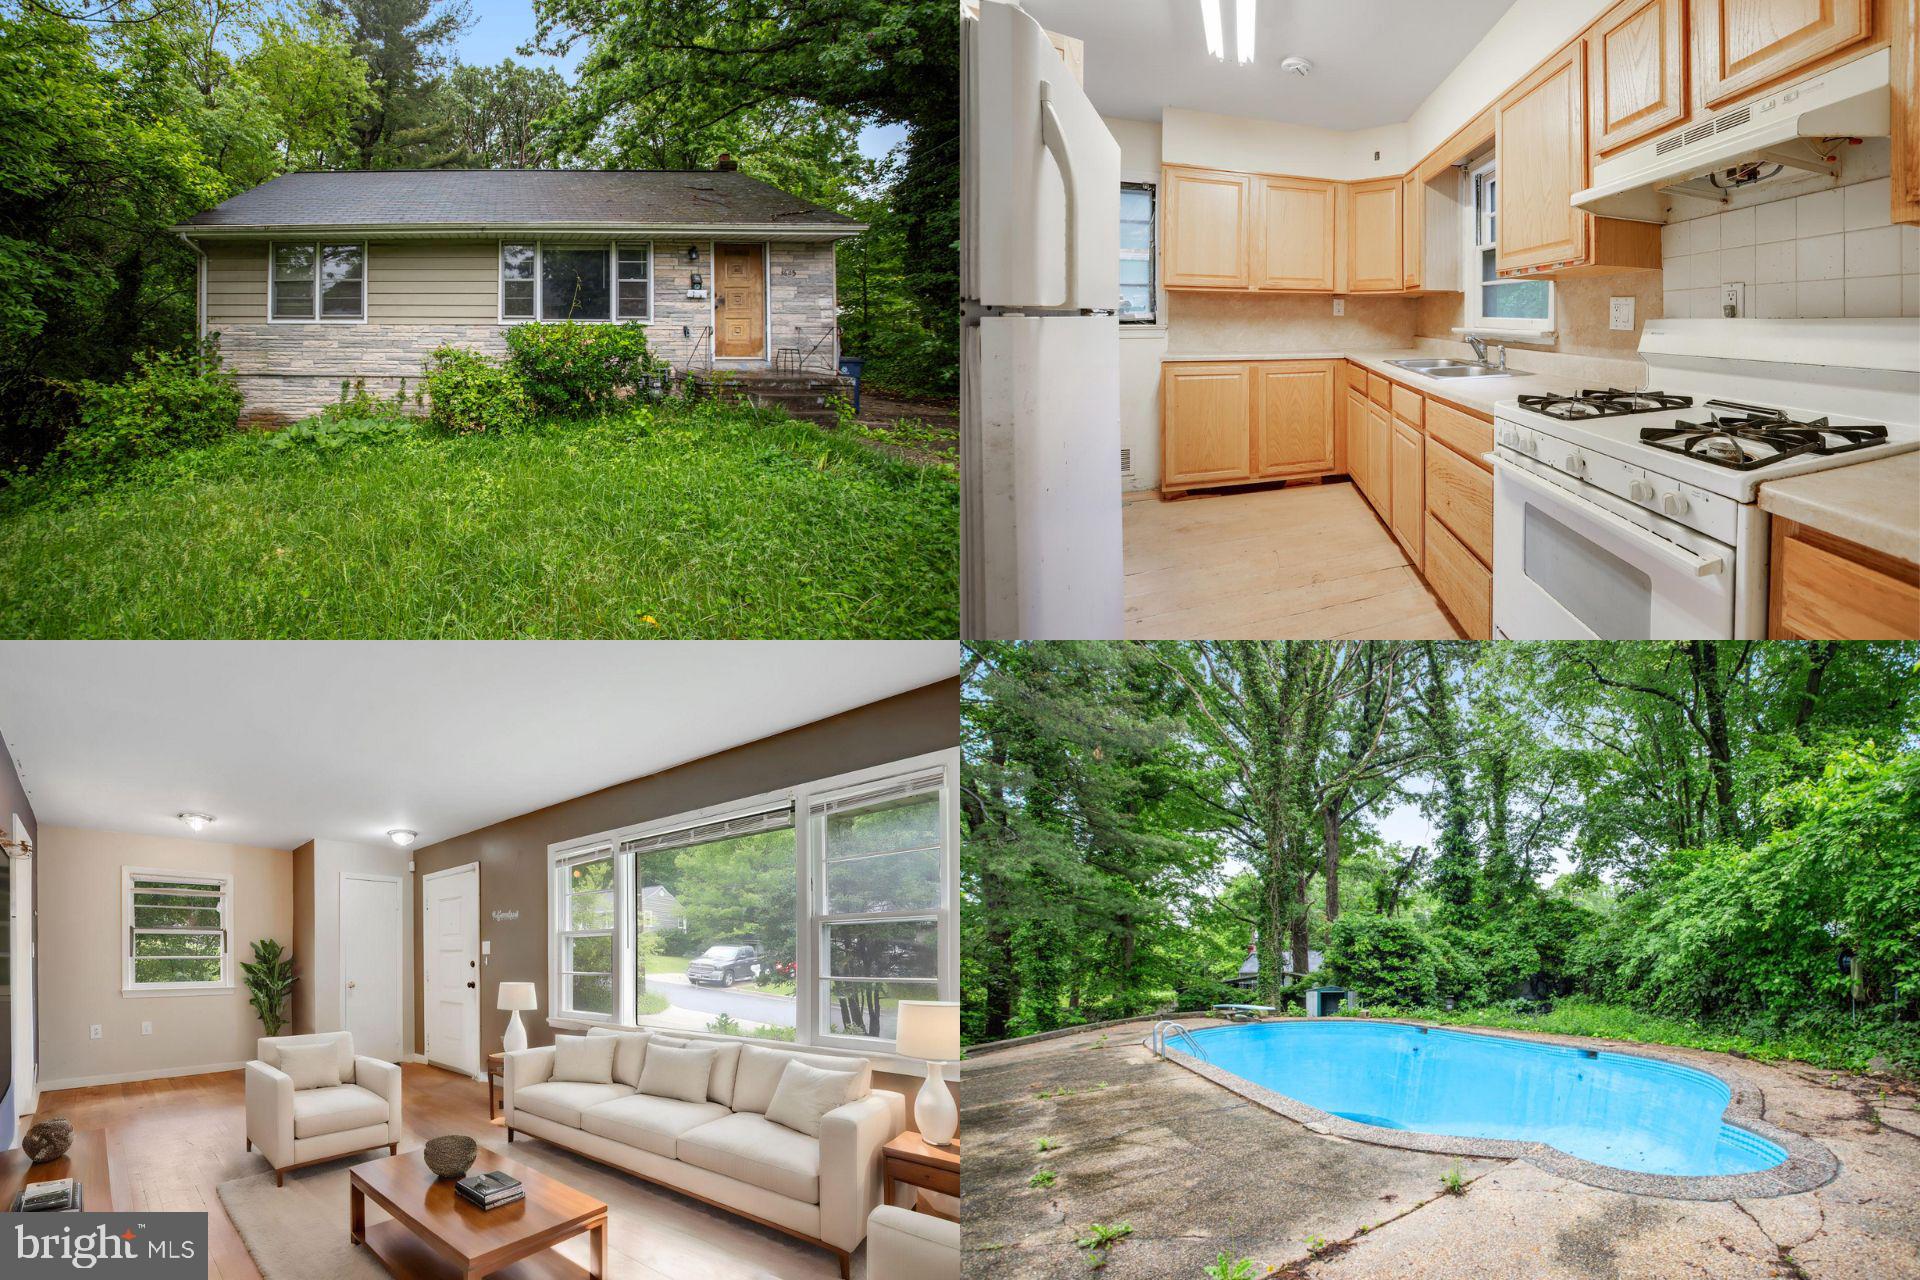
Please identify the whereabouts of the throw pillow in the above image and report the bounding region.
[587,1028,653,1088]
[278,1042,342,1091]
[734,1046,867,1114]
[639,1043,718,1104]
[551,1034,618,1085]
[764,1059,858,1138]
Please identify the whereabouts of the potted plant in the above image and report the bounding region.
[242,939,296,1036]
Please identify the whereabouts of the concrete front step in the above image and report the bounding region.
[684,373,855,424]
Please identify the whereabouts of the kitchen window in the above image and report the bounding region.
[124,869,231,992]
[500,242,653,323]
[1464,158,1553,336]
[1119,182,1157,323]
[270,242,365,322]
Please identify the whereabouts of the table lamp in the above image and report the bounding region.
[894,1000,960,1146]
[498,982,538,1053]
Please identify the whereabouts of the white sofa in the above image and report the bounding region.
[244,1031,402,1186]
[503,1028,905,1278]
[868,1205,961,1279]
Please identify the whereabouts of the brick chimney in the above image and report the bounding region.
[715,154,738,171]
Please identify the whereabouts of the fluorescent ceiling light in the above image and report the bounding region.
[1200,0,1223,60]
[1236,0,1256,63]
[387,828,418,847]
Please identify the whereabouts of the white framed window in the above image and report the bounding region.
[1119,182,1156,323]
[499,241,653,324]
[1465,158,1553,336]
[544,747,959,1059]
[270,242,366,323]
[123,868,232,993]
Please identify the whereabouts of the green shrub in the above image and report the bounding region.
[1325,914,1438,1008]
[423,345,531,435]
[321,376,419,422]
[59,341,241,481]
[504,321,664,415]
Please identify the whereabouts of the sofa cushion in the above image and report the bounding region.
[586,1028,655,1088]
[733,1045,870,1115]
[513,1080,632,1129]
[765,1060,860,1138]
[650,1036,742,1107]
[638,1043,716,1104]
[581,1093,729,1159]
[552,1034,618,1084]
[291,1083,389,1139]
[258,1032,355,1082]
[279,1042,343,1091]
[677,1112,821,1205]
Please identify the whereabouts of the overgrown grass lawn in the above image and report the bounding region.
[0,405,957,637]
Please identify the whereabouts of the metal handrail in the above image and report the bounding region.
[1150,1020,1208,1061]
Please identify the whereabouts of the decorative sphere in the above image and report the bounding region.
[423,1135,478,1179]
[24,1118,74,1164]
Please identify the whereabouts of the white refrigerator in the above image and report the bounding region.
[961,0,1124,639]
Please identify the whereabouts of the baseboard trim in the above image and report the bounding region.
[39,1061,249,1091]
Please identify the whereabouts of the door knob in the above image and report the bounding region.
[467,981,476,989]
[346,980,356,989]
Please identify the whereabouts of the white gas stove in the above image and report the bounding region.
[1491,318,1920,639]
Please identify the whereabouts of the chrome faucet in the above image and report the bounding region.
[1466,335,1488,363]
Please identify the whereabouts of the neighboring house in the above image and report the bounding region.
[172,164,866,421]
[1229,942,1324,989]
[639,884,686,933]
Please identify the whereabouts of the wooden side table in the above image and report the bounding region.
[0,1129,115,1212]
[488,1052,506,1123]
[881,1131,959,1222]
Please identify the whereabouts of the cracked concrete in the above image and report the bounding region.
[962,1020,1920,1280]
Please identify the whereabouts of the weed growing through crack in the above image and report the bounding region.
[1036,1136,1058,1152]
[1075,1222,1133,1270]
[1441,1162,1470,1195]
[1204,1252,1259,1280]
[1029,1168,1058,1188]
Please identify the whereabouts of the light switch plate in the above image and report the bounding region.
[1332,298,1346,316]
[1721,283,1745,317]
[141,1021,153,1036]
[1609,297,1634,330]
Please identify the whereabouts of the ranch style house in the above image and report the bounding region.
[172,165,866,421]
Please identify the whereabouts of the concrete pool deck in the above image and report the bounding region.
[962,1017,1920,1279]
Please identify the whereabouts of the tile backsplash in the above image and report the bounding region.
[1661,177,1919,320]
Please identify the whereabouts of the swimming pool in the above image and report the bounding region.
[1183,1020,1786,1178]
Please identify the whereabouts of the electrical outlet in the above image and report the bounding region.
[1609,297,1634,330]
[1332,298,1346,317]
[141,1021,153,1036]
[90,1024,102,1040]
[1721,283,1745,317]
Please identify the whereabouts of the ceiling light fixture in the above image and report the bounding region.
[1236,0,1256,63]
[178,811,215,833]
[387,829,418,847]
[1200,0,1223,60]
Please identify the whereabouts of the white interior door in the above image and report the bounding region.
[340,873,403,1064]
[8,814,33,1125]
[423,864,480,1077]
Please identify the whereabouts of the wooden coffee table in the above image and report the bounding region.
[0,1129,116,1212]
[350,1146,607,1279]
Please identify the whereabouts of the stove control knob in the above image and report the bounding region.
[1565,451,1588,476]
[1660,491,1691,517]
[1629,479,1656,503]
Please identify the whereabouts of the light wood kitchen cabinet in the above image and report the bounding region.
[1693,0,1872,110]
[1426,399,1494,467]
[1346,386,1371,502]
[1425,512,1494,638]
[1255,361,1339,477]
[1391,417,1425,566]
[1347,178,1404,291]
[1161,362,1253,488]
[1255,176,1339,291]
[1366,400,1393,518]
[1896,0,1919,224]
[1768,519,1920,638]
[1367,372,1391,406]
[1401,175,1424,289]
[1589,0,1689,155]
[1425,435,1494,564]
[1163,167,1251,289]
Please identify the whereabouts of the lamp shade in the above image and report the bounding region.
[497,981,538,1012]
[894,1000,960,1062]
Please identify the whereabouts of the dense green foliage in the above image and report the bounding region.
[963,642,1920,1077]
[59,342,243,485]
[0,401,958,637]
[503,321,664,415]
[422,345,533,435]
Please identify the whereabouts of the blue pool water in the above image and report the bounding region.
[1187,1021,1786,1177]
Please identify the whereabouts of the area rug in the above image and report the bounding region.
[217,1130,864,1280]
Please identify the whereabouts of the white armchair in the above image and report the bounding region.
[245,1031,402,1186]
[868,1205,960,1280]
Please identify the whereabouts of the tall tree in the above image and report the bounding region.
[429,60,567,168]
[1419,643,1478,916]
[319,0,470,168]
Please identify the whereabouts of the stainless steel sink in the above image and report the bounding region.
[1387,358,1515,378]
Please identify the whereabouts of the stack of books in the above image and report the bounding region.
[15,1178,81,1212]
[455,1170,524,1211]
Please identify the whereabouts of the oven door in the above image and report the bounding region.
[1492,456,1736,639]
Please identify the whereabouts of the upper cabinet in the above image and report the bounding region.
[1496,43,1590,273]
[1693,0,1872,109]
[1255,176,1338,291]
[1402,175,1424,289]
[1348,178,1404,291]
[1589,0,1689,155]
[1163,167,1251,289]
[1898,0,1919,224]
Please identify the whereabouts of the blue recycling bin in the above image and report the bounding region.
[837,356,865,414]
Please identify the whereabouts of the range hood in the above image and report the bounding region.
[1574,48,1890,223]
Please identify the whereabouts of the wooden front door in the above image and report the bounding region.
[715,243,766,358]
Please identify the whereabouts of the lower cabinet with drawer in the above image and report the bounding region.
[1768,520,1920,639]
[1418,399,1495,639]
[1425,512,1493,639]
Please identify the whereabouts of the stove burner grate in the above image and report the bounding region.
[1518,388,1694,420]
[1637,400,1890,471]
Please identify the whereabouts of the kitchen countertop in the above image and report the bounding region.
[1757,452,1920,565]
[1161,348,1582,415]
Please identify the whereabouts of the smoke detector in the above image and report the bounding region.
[1280,56,1314,77]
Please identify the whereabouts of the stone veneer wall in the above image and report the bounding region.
[208,237,843,422]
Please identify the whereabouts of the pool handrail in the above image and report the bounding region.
[1151,1020,1209,1062]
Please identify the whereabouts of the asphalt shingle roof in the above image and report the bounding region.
[182,169,863,232]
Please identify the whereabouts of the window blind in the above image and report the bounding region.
[618,802,793,857]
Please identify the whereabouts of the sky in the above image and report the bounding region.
[454,0,908,163]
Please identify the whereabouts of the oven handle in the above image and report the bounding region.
[1494,458,1726,579]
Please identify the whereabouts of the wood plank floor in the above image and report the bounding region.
[1124,480,1463,639]
[26,1063,853,1280]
